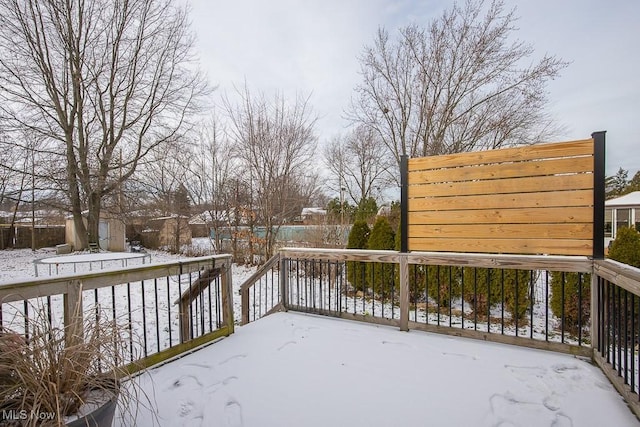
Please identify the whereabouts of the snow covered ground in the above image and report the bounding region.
[119,311,638,427]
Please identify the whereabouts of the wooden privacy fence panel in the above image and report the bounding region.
[407,138,599,256]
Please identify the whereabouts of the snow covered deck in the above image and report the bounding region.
[119,312,638,427]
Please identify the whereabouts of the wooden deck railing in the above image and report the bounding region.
[241,247,640,418]
[592,258,640,418]
[239,253,283,325]
[0,255,234,375]
[241,248,594,354]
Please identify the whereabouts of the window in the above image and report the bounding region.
[635,208,640,231]
[616,208,631,235]
[604,209,612,237]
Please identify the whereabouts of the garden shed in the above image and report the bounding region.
[605,191,640,247]
[65,211,125,251]
[141,216,192,250]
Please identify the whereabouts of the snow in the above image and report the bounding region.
[37,252,150,264]
[119,312,639,427]
[0,248,179,282]
[606,191,640,207]
[0,244,638,426]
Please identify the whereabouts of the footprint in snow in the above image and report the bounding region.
[178,400,194,417]
[381,340,410,347]
[224,399,244,427]
[442,351,477,360]
[219,354,247,365]
[551,363,580,373]
[204,376,238,395]
[551,412,573,427]
[277,341,296,351]
[166,374,203,390]
[543,395,561,411]
[183,362,212,369]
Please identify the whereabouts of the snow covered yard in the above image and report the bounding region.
[119,311,639,427]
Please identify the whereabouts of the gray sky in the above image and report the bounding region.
[188,0,639,177]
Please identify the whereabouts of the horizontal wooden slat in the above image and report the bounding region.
[408,206,593,225]
[408,156,593,185]
[408,237,592,256]
[279,247,400,263]
[277,248,594,273]
[408,173,593,198]
[405,252,593,273]
[409,223,593,240]
[406,139,596,256]
[408,139,594,171]
[408,189,593,211]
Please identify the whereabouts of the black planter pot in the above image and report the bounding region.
[66,392,118,427]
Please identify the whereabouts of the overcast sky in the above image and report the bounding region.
[187,0,639,177]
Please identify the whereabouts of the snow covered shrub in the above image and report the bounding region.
[346,220,370,291]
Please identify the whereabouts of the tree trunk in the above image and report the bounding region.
[87,192,102,247]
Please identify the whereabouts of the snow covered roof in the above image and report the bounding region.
[301,207,326,216]
[605,191,640,207]
[189,211,230,225]
[125,312,637,426]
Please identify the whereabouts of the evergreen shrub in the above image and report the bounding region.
[346,220,370,291]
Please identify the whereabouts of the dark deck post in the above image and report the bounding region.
[400,154,409,331]
[592,131,606,259]
[400,154,409,253]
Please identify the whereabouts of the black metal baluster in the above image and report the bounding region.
[578,273,583,344]
[167,277,172,347]
[545,271,550,342]
[141,280,148,357]
[154,278,160,353]
[561,272,565,344]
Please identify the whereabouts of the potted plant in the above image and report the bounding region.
[0,297,140,427]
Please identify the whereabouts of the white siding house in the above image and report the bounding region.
[605,191,640,247]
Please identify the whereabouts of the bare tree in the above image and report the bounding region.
[223,86,318,261]
[324,125,394,207]
[0,130,51,248]
[187,117,239,255]
[0,0,210,249]
[349,0,567,171]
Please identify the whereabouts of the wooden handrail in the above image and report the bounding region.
[239,253,281,325]
[0,255,230,303]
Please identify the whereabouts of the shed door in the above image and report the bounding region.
[99,220,109,250]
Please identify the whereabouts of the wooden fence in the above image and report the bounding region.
[406,133,605,256]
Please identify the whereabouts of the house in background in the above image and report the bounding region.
[141,215,192,250]
[605,191,640,247]
[297,207,327,225]
[65,211,125,251]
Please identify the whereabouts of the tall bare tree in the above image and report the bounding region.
[224,86,318,260]
[0,0,209,249]
[188,117,239,255]
[349,0,567,170]
[324,125,393,206]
